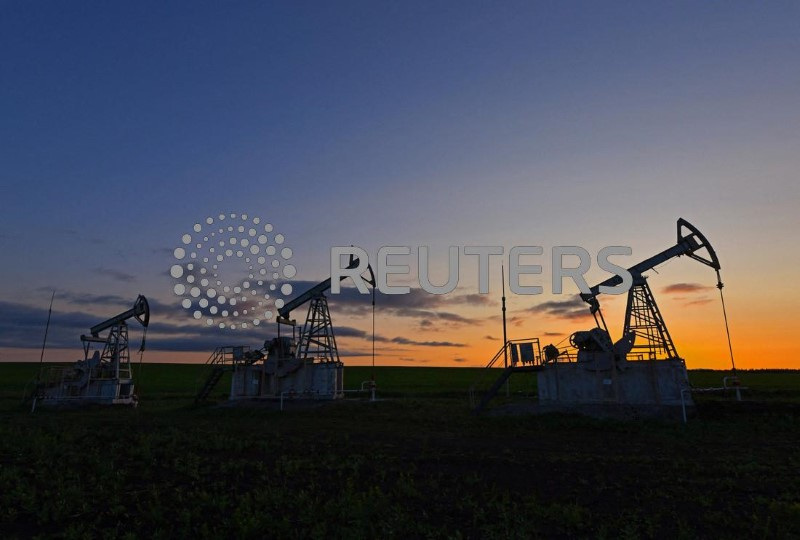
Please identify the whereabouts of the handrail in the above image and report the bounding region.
[194,346,252,400]
[482,337,542,370]
[469,338,542,408]
[342,380,377,401]
[204,345,254,366]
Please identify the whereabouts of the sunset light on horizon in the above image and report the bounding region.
[1,2,798,371]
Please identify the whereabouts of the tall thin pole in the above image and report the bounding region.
[502,265,509,397]
[37,291,56,383]
[371,287,376,401]
[716,271,737,375]
[502,265,508,368]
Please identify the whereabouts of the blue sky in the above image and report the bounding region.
[1,1,798,366]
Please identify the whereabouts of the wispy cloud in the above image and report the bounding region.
[397,357,429,363]
[0,292,469,355]
[445,293,492,306]
[683,298,713,306]
[661,282,715,308]
[324,285,481,327]
[36,289,186,322]
[522,298,592,321]
[388,336,464,347]
[662,283,710,295]
[510,315,526,327]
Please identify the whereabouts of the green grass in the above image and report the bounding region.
[1,363,799,538]
[5,362,799,406]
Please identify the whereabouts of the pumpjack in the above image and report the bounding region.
[567,218,721,366]
[34,295,150,407]
[538,218,725,413]
[196,256,375,402]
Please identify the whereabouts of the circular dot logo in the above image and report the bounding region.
[170,213,296,329]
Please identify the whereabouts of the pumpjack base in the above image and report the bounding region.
[34,376,138,409]
[229,359,344,400]
[537,358,693,414]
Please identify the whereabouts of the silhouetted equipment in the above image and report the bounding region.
[536,219,727,417]
[577,218,721,363]
[474,219,734,419]
[542,344,561,363]
[196,256,375,402]
[85,294,150,338]
[34,295,150,407]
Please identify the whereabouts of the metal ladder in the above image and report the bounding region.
[194,346,251,403]
[469,338,543,413]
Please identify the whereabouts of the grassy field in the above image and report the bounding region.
[1,363,799,538]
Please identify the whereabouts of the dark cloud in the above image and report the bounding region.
[445,293,492,306]
[322,285,481,326]
[662,283,710,295]
[452,357,468,363]
[484,335,499,340]
[434,311,475,324]
[35,289,186,323]
[397,357,429,363]
[543,331,564,336]
[332,325,371,339]
[0,300,104,349]
[145,298,188,321]
[523,298,592,321]
[2,282,469,354]
[389,336,464,347]
[0,298,267,353]
[7,274,484,355]
[148,324,465,353]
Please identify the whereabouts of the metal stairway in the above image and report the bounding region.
[469,338,543,414]
[194,346,253,403]
[195,366,228,402]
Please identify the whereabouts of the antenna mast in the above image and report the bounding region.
[36,291,55,383]
[502,265,508,368]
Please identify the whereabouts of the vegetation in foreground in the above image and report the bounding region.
[0,364,799,538]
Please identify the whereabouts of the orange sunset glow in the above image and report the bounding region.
[1,2,797,373]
